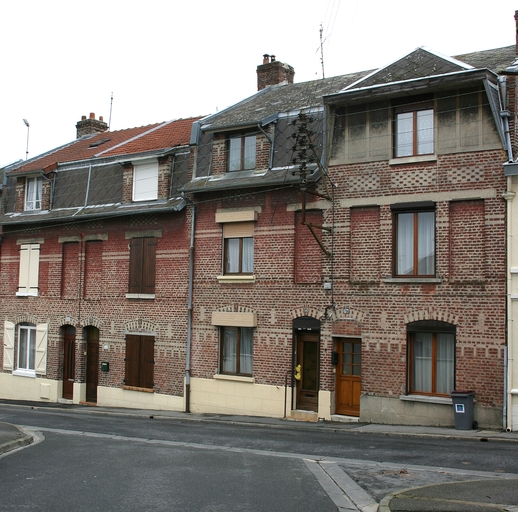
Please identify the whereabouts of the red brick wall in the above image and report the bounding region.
[0,211,190,396]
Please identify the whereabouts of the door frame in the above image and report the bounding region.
[334,337,362,416]
[85,326,99,403]
[62,325,76,400]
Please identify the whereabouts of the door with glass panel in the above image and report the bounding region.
[335,339,361,416]
[296,333,319,412]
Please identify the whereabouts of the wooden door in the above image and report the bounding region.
[335,339,361,416]
[296,333,319,412]
[62,326,76,400]
[86,327,99,403]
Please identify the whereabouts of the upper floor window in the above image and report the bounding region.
[17,243,40,296]
[223,222,254,275]
[128,237,156,297]
[394,100,434,157]
[25,176,42,210]
[228,133,256,171]
[133,162,158,202]
[394,207,435,277]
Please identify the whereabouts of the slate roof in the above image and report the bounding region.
[199,71,372,132]
[198,45,515,134]
[7,116,203,176]
[455,45,515,73]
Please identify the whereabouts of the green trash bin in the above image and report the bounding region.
[451,390,475,430]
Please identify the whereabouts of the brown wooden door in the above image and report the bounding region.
[335,339,361,416]
[296,333,319,412]
[62,326,76,400]
[86,327,99,403]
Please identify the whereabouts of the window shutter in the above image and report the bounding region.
[133,162,158,201]
[140,336,155,389]
[128,238,143,294]
[223,222,255,238]
[142,238,156,295]
[3,321,14,370]
[18,244,39,295]
[35,323,48,374]
[124,335,140,387]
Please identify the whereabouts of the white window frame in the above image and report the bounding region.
[17,243,40,296]
[6,322,48,377]
[133,161,158,202]
[25,176,42,211]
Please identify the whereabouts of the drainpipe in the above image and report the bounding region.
[182,192,196,413]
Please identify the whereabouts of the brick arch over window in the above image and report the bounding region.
[124,319,158,334]
[13,314,40,326]
[290,307,322,321]
[79,317,104,329]
[404,309,458,327]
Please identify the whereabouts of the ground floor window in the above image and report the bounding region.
[408,321,455,396]
[220,327,253,376]
[18,324,36,371]
[124,335,154,389]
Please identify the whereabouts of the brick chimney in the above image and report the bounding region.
[257,54,295,91]
[76,112,108,138]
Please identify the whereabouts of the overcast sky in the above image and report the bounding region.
[1,0,515,168]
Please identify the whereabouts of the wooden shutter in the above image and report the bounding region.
[124,335,140,387]
[140,336,155,389]
[128,237,156,294]
[18,244,39,295]
[223,222,254,238]
[35,323,48,374]
[3,321,14,370]
[141,238,156,295]
[128,238,143,294]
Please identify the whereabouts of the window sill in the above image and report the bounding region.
[125,293,156,300]
[213,374,254,383]
[12,369,36,378]
[122,385,154,393]
[384,277,441,284]
[16,292,38,297]
[217,275,256,284]
[399,394,452,405]
[389,154,437,166]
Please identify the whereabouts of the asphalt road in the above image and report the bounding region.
[0,405,517,511]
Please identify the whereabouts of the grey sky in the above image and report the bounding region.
[1,0,515,167]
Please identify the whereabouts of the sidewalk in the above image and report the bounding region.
[1,399,518,511]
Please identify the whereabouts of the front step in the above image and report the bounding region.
[289,409,318,422]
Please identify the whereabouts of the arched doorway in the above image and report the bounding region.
[62,325,76,400]
[85,326,99,403]
[293,316,320,412]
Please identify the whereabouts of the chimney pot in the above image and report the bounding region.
[76,113,108,138]
[256,55,295,91]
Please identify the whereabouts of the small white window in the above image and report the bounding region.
[25,176,42,210]
[133,162,158,202]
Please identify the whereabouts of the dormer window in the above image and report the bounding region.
[25,176,42,211]
[228,133,256,171]
[393,96,434,158]
[133,161,158,202]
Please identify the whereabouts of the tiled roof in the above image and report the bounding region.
[8,116,203,175]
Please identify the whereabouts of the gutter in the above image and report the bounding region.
[181,192,196,413]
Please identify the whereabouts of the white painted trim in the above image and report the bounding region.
[399,394,452,405]
[213,374,254,383]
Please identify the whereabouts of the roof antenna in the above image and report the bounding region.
[320,23,325,79]
[108,92,113,130]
